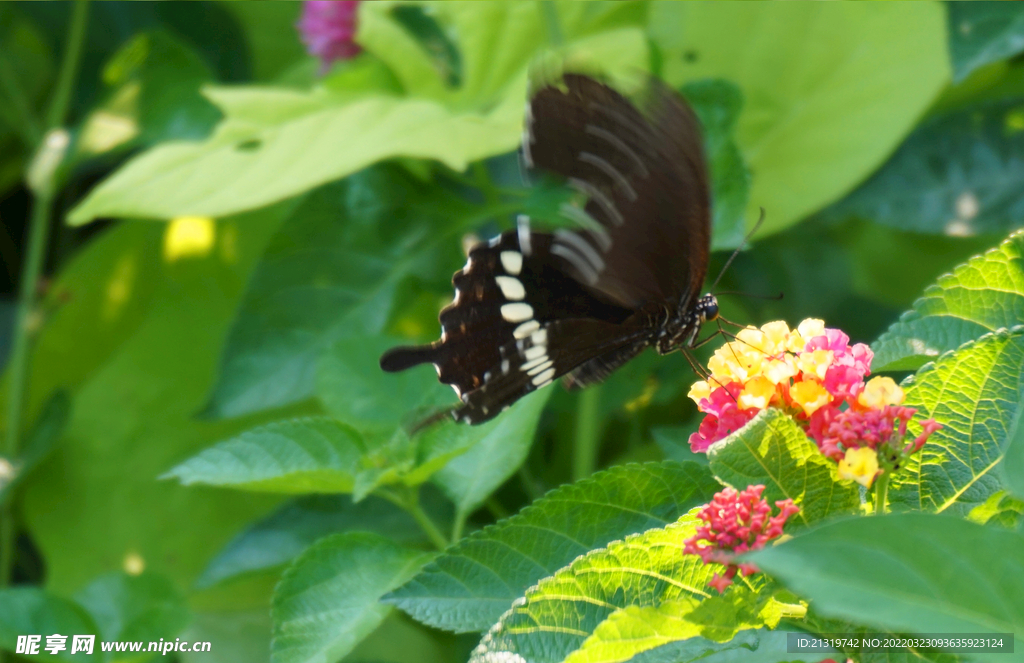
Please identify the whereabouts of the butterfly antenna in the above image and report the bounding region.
[710,207,766,292]
[408,408,456,436]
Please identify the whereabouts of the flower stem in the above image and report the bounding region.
[573,386,602,481]
[873,472,890,516]
[0,1,89,605]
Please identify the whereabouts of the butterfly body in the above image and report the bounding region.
[380,74,717,424]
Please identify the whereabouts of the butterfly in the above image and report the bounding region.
[380,73,718,425]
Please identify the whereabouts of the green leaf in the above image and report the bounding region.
[651,2,949,236]
[872,230,1024,372]
[220,2,306,82]
[0,588,99,662]
[707,409,861,528]
[623,630,834,663]
[1003,402,1024,500]
[195,494,440,588]
[968,490,1024,530]
[201,166,473,419]
[270,532,434,663]
[751,513,1024,638]
[67,9,648,225]
[469,515,720,663]
[889,327,1024,517]
[651,427,709,466]
[316,336,456,429]
[387,461,721,633]
[431,388,551,517]
[74,571,190,654]
[161,417,374,494]
[680,79,750,251]
[948,2,1024,83]
[818,100,1024,238]
[566,589,781,663]
[0,390,68,506]
[19,205,294,595]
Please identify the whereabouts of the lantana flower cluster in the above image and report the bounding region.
[688,319,941,487]
[683,485,799,593]
[297,1,362,72]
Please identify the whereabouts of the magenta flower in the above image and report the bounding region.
[297,1,362,71]
[683,485,799,593]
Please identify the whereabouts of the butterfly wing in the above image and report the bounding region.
[380,229,644,423]
[525,74,711,310]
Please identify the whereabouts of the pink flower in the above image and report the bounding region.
[689,383,758,452]
[297,1,362,71]
[683,485,799,592]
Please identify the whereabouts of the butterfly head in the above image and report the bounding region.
[697,294,719,323]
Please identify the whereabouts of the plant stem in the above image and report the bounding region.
[1,1,89,605]
[518,464,543,502]
[45,1,90,130]
[873,472,890,516]
[572,386,602,481]
[407,492,449,551]
[451,509,467,543]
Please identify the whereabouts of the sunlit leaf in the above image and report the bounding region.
[889,327,1024,517]
[388,462,720,633]
[752,513,1024,637]
[708,409,860,528]
[651,2,949,236]
[872,230,1024,372]
[270,532,434,663]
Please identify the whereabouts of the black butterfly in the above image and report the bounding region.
[380,74,718,424]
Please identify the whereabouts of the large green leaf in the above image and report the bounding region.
[0,588,99,662]
[679,79,750,251]
[948,2,1024,83]
[889,327,1024,517]
[651,2,949,235]
[468,515,737,663]
[161,417,379,495]
[817,100,1024,238]
[872,230,1024,372]
[196,493,443,588]
[565,590,781,663]
[622,630,832,663]
[752,514,1024,644]
[20,205,293,595]
[1003,406,1024,501]
[74,571,190,656]
[66,8,648,225]
[270,532,434,663]
[707,409,861,529]
[200,166,474,419]
[431,388,551,518]
[386,462,720,633]
[0,391,68,506]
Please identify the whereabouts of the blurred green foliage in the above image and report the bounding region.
[0,2,1022,663]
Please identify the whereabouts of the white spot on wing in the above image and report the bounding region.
[531,329,548,346]
[521,355,549,372]
[513,320,540,339]
[570,177,624,226]
[517,215,532,256]
[524,345,546,361]
[495,276,525,300]
[579,151,637,201]
[532,367,556,385]
[501,302,533,322]
[500,251,523,275]
[526,359,553,376]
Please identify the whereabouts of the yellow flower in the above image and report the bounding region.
[796,349,833,381]
[164,216,215,261]
[858,376,904,408]
[789,379,830,416]
[788,318,825,352]
[735,327,771,354]
[838,447,880,487]
[759,320,791,354]
[739,376,775,409]
[689,380,711,405]
[761,355,798,385]
[709,342,763,383]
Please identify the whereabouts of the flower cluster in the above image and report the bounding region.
[683,485,799,593]
[297,1,362,72]
[688,319,941,487]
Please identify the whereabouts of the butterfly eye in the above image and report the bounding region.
[702,298,719,322]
